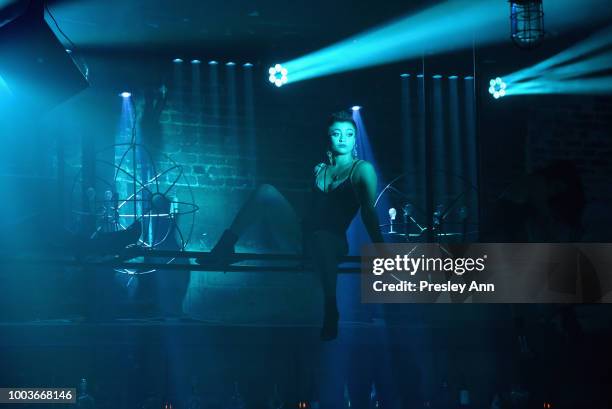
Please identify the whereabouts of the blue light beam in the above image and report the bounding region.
[505,76,612,96]
[505,25,612,84]
[492,26,612,98]
[272,0,610,85]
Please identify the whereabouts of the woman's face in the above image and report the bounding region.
[328,121,356,156]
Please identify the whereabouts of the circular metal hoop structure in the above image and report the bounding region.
[70,142,199,274]
[374,170,479,242]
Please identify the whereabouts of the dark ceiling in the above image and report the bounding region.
[1,0,610,70]
[35,0,435,55]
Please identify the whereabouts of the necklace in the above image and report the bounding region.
[323,160,355,192]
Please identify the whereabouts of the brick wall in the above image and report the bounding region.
[526,95,612,240]
[151,67,320,250]
[526,96,612,198]
[130,65,334,324]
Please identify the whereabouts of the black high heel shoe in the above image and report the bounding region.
[196,229,239,267]
[75,222,142,260]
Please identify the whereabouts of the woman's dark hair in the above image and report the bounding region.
[326,111,357,131]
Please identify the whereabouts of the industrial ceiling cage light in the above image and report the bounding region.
[509,0,545,49]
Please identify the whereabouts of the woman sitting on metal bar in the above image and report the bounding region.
[199,111,384,341]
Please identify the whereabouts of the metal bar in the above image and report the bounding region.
[122,249,362,263]
[0,258,362,274]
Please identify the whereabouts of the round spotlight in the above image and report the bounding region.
[226,62,236,66]
[243,63,253,67]
[433,74,443,79]
[208,60,218,65]
[191,59,201,64]
[448,75,458,79]
[268,63,288,87]
[464,76,474,80]
[400,73,410,78]
[416,74,424,78]
[351,106,361,111]
[173,58,183,63]
[120,92,131,98]
[488,77,507,99]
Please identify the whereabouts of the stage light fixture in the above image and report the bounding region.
[271,0,603,85]
[190,59,201,64]
[268,63,288,87]
[208,60,218,65]
[226,61,236,66]
[120,91,131,98]
[510,0,545,49]
[173,58,183,63]
[433,74,443,79]
[243,62,253,67]
[498,26,612,97]
[400,73,410,78]
[351,105,361,111]
[488,77,507,99]
[449,75,459,79]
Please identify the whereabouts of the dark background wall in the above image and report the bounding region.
[526,95,612,238]
[1,25,612,409]
[1,33,611,327]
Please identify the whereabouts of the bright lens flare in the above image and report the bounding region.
[488,77,507,99]
[268,64,289,87]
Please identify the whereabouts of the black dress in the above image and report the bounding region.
[301,160,362,256]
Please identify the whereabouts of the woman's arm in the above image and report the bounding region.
[354,161,384,243]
